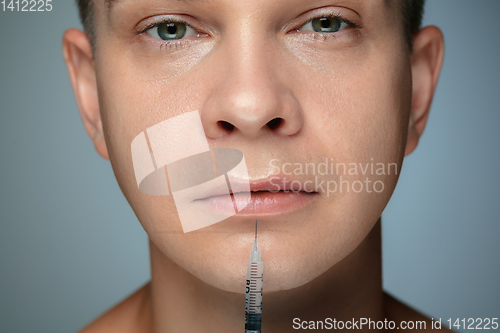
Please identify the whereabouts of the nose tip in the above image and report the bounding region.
[218,88,279,136]
[201,69,304,139]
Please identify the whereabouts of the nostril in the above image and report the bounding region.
[218,120,235,131]
[267,118,283,130]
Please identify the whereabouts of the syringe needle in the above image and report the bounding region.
[255,219,258,240]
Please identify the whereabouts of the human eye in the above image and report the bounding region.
[298,14,360,34]
[147,20,198,41]
[136,17,207,50]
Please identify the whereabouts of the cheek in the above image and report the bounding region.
[284,46,412,272]
[94,57,195,235]
[285,39,412,179]
[303,48,411,191]
[340,64,410,166]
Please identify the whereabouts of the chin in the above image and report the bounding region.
[192,254,327,295]
[172,231,345,294]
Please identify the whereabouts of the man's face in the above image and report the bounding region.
[92,0,411,292]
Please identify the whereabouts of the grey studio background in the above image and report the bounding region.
[0,1,499,332]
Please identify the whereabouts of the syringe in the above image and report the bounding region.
[245,220,263,333]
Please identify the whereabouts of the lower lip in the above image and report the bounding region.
[194,191,318,216]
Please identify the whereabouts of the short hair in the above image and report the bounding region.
[76,0,425,52]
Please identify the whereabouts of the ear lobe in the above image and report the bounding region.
[62,28,109,160]
[405,25,445,156]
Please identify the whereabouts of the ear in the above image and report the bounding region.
[62,28,109,160]
[404,25,445,156]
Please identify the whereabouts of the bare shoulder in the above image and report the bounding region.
[78,282,152,333]
[384,292,455,333]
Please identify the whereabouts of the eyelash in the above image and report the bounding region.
[136,17,197,50]
[136,13,362,49]
[136,18,189,35]
[294,14,361,42]
[304,14,361,29]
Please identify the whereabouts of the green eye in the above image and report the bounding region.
[311,17,341,33]
[299,16,351,34]
[147,21,198,41]
[157,22,187,40]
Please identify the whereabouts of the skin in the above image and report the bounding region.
[63,0,446,331]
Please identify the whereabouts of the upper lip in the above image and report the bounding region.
[247,178,307,192]
[193,176,316,201]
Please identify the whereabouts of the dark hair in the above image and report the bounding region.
[76,0,425,52]
[402,0,425,51]
[76,0,95,50]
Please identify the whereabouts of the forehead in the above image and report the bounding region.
[100,0,398,13]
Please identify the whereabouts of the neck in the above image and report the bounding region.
[147,218,384,332]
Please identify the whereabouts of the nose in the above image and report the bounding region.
[200,33,304,139]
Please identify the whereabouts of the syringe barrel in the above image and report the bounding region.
[245,313,261,332]
[245,260,263,332]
